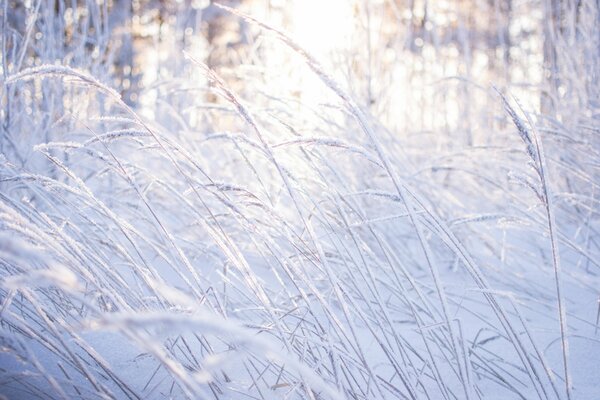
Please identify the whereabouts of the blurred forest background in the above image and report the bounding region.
[3,0,597,156]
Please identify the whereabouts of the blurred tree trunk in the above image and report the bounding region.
[488,0,511,82]
[542,0,560,115]
[111,0,139,106]
[202,0,250,103]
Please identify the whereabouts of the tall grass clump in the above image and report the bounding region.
[1,1,599,399]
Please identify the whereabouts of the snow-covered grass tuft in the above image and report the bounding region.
[1,1,599,399]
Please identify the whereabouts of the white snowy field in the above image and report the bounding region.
[0,1,599,399]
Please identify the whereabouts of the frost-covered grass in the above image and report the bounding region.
[1,1,599,399]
